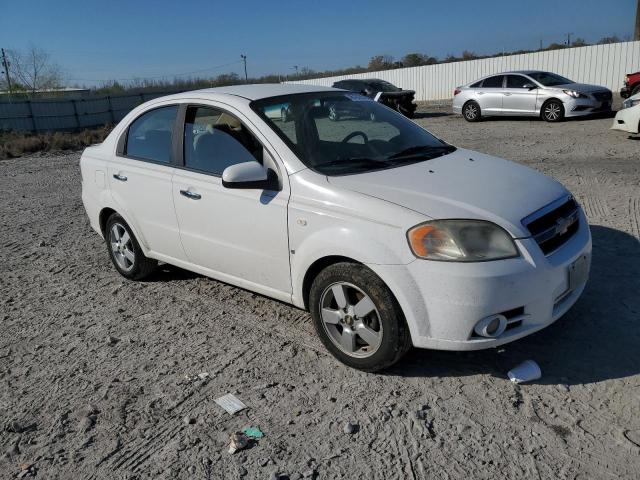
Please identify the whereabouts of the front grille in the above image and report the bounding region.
[592,91,612,102]
[523,197,580,255]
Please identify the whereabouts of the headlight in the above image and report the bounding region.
[622,98,640,109]
[407,220,519,262]
[562,89,586,99]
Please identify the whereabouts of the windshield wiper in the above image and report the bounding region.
[316,157,390,170]
[387,145,456,160]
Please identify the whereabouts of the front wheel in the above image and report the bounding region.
[542,100,564,122]
[105,213,157,280]
[309,262,411,372]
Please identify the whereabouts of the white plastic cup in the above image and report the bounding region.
[507,360,542,384]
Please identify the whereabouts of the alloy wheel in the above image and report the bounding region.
[464,103,478,120]
[544,102,561,121]
[109,223,135,272]
[319,282,383,358]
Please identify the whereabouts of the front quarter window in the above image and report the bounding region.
[252,92,454,175]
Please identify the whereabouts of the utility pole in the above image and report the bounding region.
[1,48,13,102]
[292,65,299,77]
[566,32,573,46]
[240,54,248,83]
[635,0,640,40]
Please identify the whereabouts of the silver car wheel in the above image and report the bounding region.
[109,223,135,272]
[464,103,478,119]
[319,282,383,358]
[544,103,561,120]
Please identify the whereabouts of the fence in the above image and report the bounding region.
[0,90,183,132]
[288,41,640,102]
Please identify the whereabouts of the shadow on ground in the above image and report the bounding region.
[391,225,640,385]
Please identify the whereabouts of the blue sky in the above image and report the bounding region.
[1,0,636,86]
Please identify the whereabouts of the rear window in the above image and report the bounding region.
[482,76,504,88]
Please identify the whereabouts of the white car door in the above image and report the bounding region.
[476,75,505,113]
[502,75,538,114]
[171,104,291,299]
[108,104,187,261]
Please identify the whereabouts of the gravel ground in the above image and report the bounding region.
[1,109,639,480]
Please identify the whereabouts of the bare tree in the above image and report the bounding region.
[8,46,63,95]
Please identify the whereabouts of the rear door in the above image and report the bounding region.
[502,75,538,114]
[171,104,291,298]
[108,104,187,261]
[476,75,505,113]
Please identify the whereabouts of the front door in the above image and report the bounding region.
[172,104,291,298]
[502,75,538,114]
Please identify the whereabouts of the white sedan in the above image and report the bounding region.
[80,84,591,371]
[611,93,640,135]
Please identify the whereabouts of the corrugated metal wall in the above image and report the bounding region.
[0,91,179,132]
[287,41,640,101]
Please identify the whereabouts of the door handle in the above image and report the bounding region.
[503,93,512,96]
[113,173,127,181]
[180,189,201,200]
[477,92,484,95]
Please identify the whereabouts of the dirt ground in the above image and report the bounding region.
[1,108,639,480]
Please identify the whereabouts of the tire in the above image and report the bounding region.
[542,99,564,122]
[462,101,481,122]
[309,262,411,372]
[105,213,157,280]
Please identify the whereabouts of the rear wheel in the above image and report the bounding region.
[542,100,564,122]
[462,101,481,122]
[309,262,411,372]
[105,213,157,280]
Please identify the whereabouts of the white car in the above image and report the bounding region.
[81,84,591,371]
[611,93,640,135]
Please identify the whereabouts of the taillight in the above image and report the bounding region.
[624,75,629,86]
[454,88,461,96]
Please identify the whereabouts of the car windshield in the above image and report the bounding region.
[527,72,574,86]
[251,92,454,175]
[368,81,401,92]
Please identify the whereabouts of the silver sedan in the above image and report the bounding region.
[452,70,612,122]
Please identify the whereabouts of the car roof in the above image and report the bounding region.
[187,83,335,101]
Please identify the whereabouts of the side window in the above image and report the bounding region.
[125,106,177,163]
[481,75,505,88]
[470,80,483,88]
[184,106,262,176]
[506,75,529,88]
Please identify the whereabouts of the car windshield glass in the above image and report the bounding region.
[251,92,454,175]
[527,72,574,86]
[368,81,400,92]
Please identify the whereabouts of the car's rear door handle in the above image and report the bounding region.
[504,92,512,96]
[113,173,127,181]
[180,189,201,200]
[477,91,484,95]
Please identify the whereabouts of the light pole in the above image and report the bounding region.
[240,54,248,83]
[292,65,299,77]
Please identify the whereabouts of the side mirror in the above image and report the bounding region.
[222,161,277,190]
[523,83,537,90]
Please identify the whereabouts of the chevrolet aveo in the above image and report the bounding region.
[81,84,591,371]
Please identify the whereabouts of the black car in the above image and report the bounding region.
[332,79,417,118]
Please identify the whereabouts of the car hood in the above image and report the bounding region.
[552,82,609,93]
[326,148,568,238]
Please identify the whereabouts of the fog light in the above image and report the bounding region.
[474,314,507,338]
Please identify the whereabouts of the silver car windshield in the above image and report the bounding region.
[527,72,574,86]
[251,92,454,176]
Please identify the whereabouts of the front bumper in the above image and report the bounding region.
[610,106,640,134]
[563,96,612,117]
[371,209,592,351]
